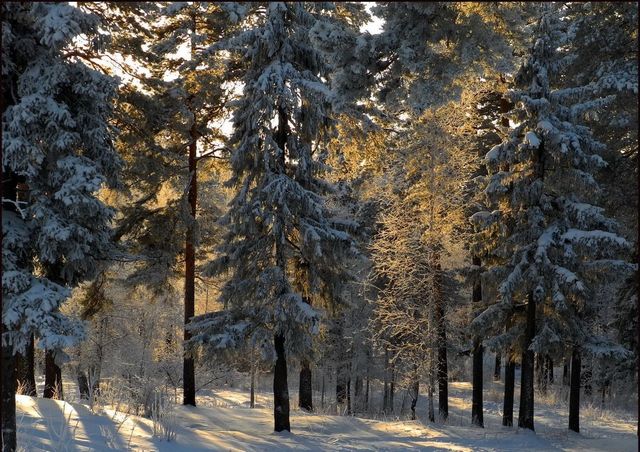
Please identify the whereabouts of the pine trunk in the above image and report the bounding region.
[299,359,312,411]
[563,358,570,386]
[541,355,548,393]
[354,375,362,397]
[88,364,101,397]
[428,382,435,423]
[346,378,352,415]
[569,348,581,432]
[15,335,36,396]
[517,293,535,431]
[77,369,90,400]
[471,255,483,427]
[1,337,17,452]
[354,376,362,413]
[183,15,198,408]
[336,361,350,414]
[389,361,395,414]
[494,354,501,381]
[336,375,346,406]
[321,370,325,409]
[547,356,554,385]
[250,364,256,409]
[2,171,18,451]
[410,372,419,421]
[503,352,516,427]
[364,375,369,412]
[502,315,515,427]
[383,381,388,413]
[471,337,483,427]
[44,350,63,400]
[434,265,448,421]
[383,348,389,413]
[273,333,290,432]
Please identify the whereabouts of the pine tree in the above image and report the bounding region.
[188,3,355,432]
[148,0,232,408]
[470,4,633,432]
[82,2,232,407]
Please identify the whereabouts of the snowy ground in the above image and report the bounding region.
[16,379,637,451]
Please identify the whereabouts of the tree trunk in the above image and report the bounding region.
[434,264,448,421]
[437,333,448,420]
[428,382,435,423]
[400,388,407,416]
[88,364,101,397]
[365,375,369,413]
[563,358,570,386]
[2,169,20,451]
[354,376,362,413]
[503,351,516,427]
[1,337,17,452]
[44,350,63,400]
[410,371,419,421]
[336,374,346,406]
[471,255,483,427]
[298,294,313,412]
[569,348,581,433]
[383,348,389,413]
[321,370,325,409]
[336,361,350,415]
[250,363,256,409]
[547,356,554,385]
[471,337,483,427]
[494,354,501,381]
[77,370,90,400]
[299,359,312,411]
[15,335,36,396]
[273,333,290,432]
[389,360,395,414]
[541,355,548,394]
[182,15,198,408]
[346,377,351,415]
[517,292,535,431]
[354,375,362,397]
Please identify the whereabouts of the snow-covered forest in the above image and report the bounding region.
[1,2,638,451]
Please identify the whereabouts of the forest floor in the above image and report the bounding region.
[16,380,638,451]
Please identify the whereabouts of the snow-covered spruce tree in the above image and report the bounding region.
[2,1,119,446]
[188,3,355,432]
[563,1,638,162]
[470,5,633,432]
[564,3,638,393]
[460,77,512,428]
